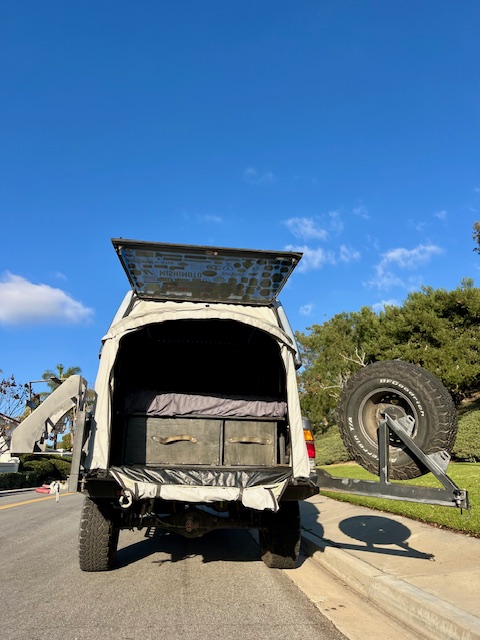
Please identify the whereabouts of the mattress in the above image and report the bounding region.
[124,391,287,418]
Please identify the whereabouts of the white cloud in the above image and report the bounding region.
[368,243,443,290]
[243,167,276,185]
[371,299,399,313]
[0,272,94,326]
[197,214,223,224]
[434,210,447,220]
[328,210,344,234]
[299,304,314,316]
[381,244,443,269]
[285,245,336,272]
[353,205,370,220]
[339,244,361,263]
[369,267,405,290]
[283,217,328,241]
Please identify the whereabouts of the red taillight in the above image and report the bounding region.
[306,441,316,458]
[303,425,316,471]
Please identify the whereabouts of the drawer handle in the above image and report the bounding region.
[151,435,198,445]
[227,437,272,445]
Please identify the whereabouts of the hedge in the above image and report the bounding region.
[0,455,72,490]
[0,471,39,490]
[20,456,71,484]
[453,410,480,462]
[315,427,352,466]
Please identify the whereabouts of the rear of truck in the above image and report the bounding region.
[77,240,318,570]
[10,239,466,572]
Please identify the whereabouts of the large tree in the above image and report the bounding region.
[296,306,380,432]
[373,280,480,402]
[297,280,480,431]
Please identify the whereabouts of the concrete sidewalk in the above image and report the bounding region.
[300,495,480,640]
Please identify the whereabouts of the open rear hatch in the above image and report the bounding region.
[112,239,302,305]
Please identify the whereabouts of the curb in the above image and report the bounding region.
[301,529,480,640]
[0,487,36,495]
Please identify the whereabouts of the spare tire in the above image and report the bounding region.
[337,360,457,480]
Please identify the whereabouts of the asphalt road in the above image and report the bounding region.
[1,491,347,640]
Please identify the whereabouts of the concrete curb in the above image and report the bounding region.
[301,529,480,640]
[0,487,36,495]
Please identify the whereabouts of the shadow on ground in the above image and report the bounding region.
[117,527,261,568]
[301,501,434,560]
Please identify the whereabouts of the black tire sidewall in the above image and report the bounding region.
[338,361,456,479]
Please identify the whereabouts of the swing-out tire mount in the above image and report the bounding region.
[337,360,458,480]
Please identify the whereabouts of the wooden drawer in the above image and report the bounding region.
[124,417,222,465]
[223,421,276,466]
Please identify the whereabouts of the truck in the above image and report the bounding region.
[11,239,468,572]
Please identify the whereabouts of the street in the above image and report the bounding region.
[1,491,347,640]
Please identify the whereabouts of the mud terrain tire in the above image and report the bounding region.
[79,497,120,571]
[337,360,457,480]
[259,501,301,569]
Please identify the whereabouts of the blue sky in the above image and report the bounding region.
[1,1,479,395]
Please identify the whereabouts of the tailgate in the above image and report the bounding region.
[112,238,302,305]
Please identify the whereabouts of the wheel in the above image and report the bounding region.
[337,360,457,480]
[79,497,120,571]
[259,501,301,569]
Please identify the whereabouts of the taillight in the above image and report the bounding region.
[303,418,316,471]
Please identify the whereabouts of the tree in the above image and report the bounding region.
[0,373,27,453]
[296,307,380,432]
[60,432,73,451]
[297,281,480,430]
[0,373,27,420]
[41,363,82,448]
[473,221,480,254]
[373,283,480,402]
[42,363,82,393]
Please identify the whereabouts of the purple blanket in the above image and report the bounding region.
[124,391,287,418]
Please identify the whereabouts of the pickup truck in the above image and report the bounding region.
[11,239,467,572]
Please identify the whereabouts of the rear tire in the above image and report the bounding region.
[259,501,301,569]
[79,497,120,572]
[337,360,457,480]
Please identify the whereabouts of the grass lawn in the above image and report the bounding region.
[318,462,479,537]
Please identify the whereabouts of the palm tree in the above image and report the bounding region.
[41,364,82,448]
[42,363,82,392]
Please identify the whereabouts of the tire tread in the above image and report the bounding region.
[337,360,457,480]
[79,497,119,572]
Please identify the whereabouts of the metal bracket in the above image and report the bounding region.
[317,411,469,510]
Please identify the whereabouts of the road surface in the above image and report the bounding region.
[1,490,347,640]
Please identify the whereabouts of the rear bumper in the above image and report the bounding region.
[79,465,318,507]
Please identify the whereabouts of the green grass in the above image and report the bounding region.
[318,462,479,537]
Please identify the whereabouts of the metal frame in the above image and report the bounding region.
[317,411,469,510]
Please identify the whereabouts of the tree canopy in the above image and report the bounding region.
[0,373,27,420]
[42,363,82,393]
[296,280,480,433]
